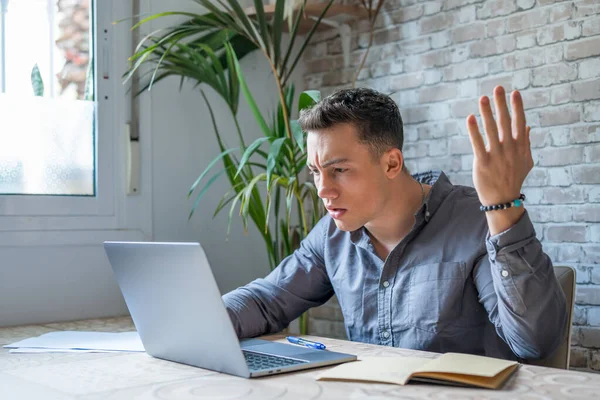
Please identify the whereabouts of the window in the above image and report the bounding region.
[0,0,94,196]
[0,0,148,237]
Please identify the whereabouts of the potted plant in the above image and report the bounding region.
[125,0,345,334]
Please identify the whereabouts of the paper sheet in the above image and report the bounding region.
[9,348,124,354]
[3,331,144,353]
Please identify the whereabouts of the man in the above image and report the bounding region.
[223,86,568,361]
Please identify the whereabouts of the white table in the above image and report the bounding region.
[1,317,599,399]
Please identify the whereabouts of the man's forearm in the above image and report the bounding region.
[223,284,274,339]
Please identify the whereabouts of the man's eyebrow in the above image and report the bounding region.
[307,158,350,169]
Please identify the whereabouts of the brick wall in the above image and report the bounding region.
[303,0,600,372]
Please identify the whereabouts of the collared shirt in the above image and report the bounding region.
[223,171,568,360]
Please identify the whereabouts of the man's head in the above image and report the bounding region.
[299,87,404,162]
[299,88,408,232]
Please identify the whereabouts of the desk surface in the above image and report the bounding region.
[1,317,599,399]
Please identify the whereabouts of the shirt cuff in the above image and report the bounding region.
[485,210,536,259]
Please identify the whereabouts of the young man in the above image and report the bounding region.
[222,86,568,361]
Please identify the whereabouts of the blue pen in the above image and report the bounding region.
[286,336,326,350]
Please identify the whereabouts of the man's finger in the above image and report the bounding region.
[466,114,486,159]
[479,96,500,150]
[511,90,527,142]
[494,86,512,146]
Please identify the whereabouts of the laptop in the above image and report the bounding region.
[103,241,357,378]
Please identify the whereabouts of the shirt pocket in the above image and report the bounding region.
[408,262,466,333]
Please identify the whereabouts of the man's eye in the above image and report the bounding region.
[334,168,347,173]
[308,169,319,175]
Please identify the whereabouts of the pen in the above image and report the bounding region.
[286,336,326,350]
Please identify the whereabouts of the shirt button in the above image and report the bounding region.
[501,270,509,278]
[382,331,390,339]
[382,281,390,288]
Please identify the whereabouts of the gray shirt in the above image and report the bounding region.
[223,171,568,361]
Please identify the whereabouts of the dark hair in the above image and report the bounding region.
[298,87,404,160]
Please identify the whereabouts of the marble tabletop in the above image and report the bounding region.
[1,316,599,399]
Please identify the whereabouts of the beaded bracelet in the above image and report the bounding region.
[480,194,526,212]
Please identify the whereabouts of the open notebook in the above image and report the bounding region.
[317,353,519,390]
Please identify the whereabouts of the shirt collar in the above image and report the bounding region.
[412,170,454,222]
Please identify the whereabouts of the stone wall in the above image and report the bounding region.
[303,0,600,372]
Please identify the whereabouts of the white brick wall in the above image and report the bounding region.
[303,0,600,372]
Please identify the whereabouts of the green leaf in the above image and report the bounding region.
[130,11,205,31]
[235,137,270,178]
[252,0,271,56]
[265,176,286,234]
[31,64,44,96]
[225,38,241,115]
[290,120,304,153]
[285,183,295,233]
[272,0,285,67]
[298,90,321,113]
[228,43,272,137]
[189,168,227,220]
[219,0,264,47]
[266,137,287,191]
[241,173,267,229]
[188,147,238,197]
[227,189,247,238]
[214,182,245,218]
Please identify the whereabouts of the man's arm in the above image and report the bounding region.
[222,217,334,339]
[465,86,568,359]
[474,210,568,360]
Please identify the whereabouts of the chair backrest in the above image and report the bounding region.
[530,266,576,370]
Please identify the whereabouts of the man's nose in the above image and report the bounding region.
[317,175,337,200]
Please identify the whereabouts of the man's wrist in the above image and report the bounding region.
[486,206,526,236]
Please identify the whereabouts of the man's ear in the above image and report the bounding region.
[383,148,404,179]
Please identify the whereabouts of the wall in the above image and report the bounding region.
[303,0,600,372]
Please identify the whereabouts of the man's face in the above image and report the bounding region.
[307,123,390,232]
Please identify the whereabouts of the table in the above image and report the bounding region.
[1,317,599,399]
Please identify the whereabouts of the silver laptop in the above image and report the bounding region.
[103,241,357,378]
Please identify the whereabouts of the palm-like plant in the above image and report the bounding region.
[125,0,337,333]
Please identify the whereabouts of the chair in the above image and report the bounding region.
[529,266,576,370]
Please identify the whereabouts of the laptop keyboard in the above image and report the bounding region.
[242,350,307,371]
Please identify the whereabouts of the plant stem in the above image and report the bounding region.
[262,49,292,140]
[233,113,247,152]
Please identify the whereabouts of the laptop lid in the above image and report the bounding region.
[104,241,251,378]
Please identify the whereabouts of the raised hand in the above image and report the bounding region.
[466,85,534,235]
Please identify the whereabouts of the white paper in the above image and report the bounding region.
[9,348,124,354]
[3,331,145,352]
